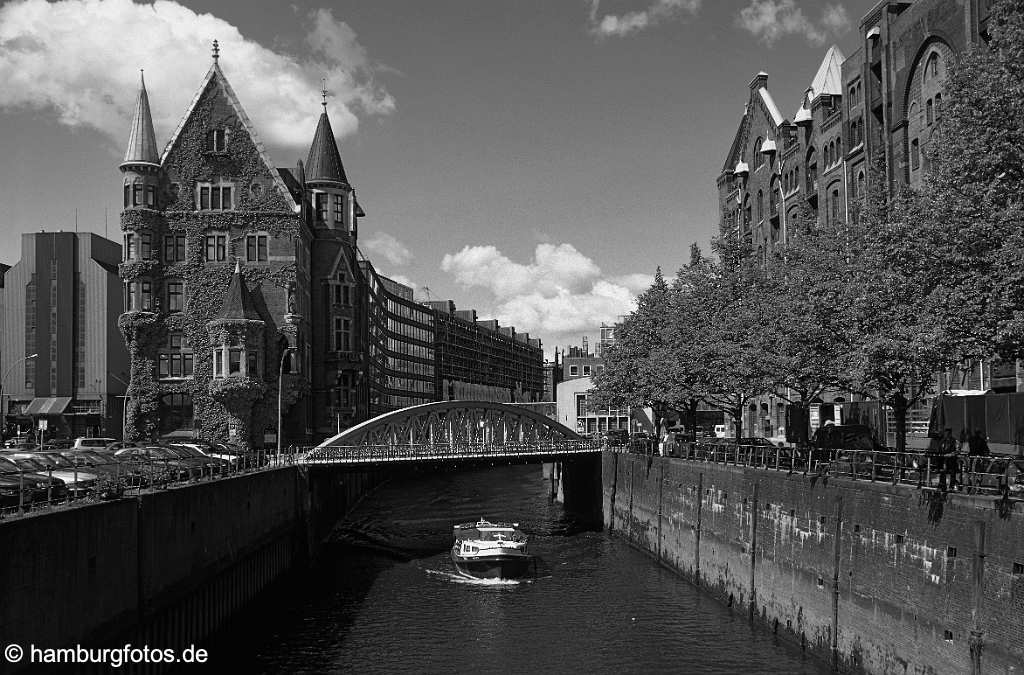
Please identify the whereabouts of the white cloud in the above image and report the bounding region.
[363,231,413,266]
[588,0,702,39]
[0,0,394,150]
[441,242,648,348]
[737,0,849,46]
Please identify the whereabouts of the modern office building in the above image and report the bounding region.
[426,301,544,404]
[1,232,129,439]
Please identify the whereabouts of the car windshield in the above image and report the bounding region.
[14,457,48,471]
[34,454,75,468]
[0,457,21,472]
[80,439,114,447]
[72,451,111,464]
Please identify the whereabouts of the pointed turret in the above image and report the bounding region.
[305,109,349,186]
[122,71,160,169]
[215,261,262,321]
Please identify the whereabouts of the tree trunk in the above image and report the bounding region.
[732,399,744,441]
[893,391,909,453]
[687,399,700,442]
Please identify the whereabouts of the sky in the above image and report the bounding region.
[0,0,872,355]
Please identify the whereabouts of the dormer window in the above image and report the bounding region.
[334,194,344,224]
[206,129,227,152]
[315,192,328,222]
[197,181,233,211]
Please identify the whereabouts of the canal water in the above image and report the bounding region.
[210,464,828,674]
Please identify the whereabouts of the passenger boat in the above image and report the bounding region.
[451,519,532,579]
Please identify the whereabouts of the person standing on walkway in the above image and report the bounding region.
[938,428,960,491]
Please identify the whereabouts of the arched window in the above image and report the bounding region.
[743,194,752,230]
[769,177,780,215]
[911,138,920,170]
[857,171,865,197]
[806,148,817,193]
[927,52,941,80]
[926,98,933,125]
[909,101,919,126]
[934,93,942,121]
[757,190,764,222]
[754,138,763,168]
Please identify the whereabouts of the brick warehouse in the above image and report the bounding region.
[715,0,1006,443]
[118,46,543,446]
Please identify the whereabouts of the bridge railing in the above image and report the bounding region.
[607,441,1022,497]
[303,440,600,464]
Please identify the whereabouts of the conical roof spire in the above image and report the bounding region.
[305,107,349,185]
[122,70,160,168]
[214,262,262,321]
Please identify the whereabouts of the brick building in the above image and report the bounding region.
[118,47,545,446]
[714,0,1001,441]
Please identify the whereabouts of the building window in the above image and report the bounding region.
[166,280,184,312]
[123,183,130,208]
[205,233,228,262]
[926,99,934,125]
[228,348,242,375]
[145,185,156,207]
[911,138,920,170]
[125,283,135,311]
[831,188,841,224]
[132,182,142,207]
[246,234,268,262]
[164,234,186,263]
[159,332,193,378]
[197,182,233,211]
[206,129,227,152]
[757,190,764,222]
[754,137,763,168]
[214,349,224,378]
[576,393,587,418]
[583,365,591,376]
[315,192,328,222]
[334,194,344,223]
[334,317,351,352]
[934,94,942,121]
[569,365,579,376]
[247,352,259,378]
[124,233,136,260]
[140,281,152,310]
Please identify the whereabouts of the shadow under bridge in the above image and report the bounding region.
[302,400,599,467]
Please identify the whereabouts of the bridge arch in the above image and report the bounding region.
[315,400,582,449]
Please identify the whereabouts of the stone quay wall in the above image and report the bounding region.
[0,466,379,672]
[602,451,1024,674]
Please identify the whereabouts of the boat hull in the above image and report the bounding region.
[451,553,532,580]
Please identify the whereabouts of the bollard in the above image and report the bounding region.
[48,466,53,505]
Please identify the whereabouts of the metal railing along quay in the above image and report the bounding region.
[302,440,601,465]
[607,440,1023,497]
[0,448,307,521]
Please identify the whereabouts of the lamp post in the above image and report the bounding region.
[109,372,130,441]
[0,353,37,442]
[277,347,295,461]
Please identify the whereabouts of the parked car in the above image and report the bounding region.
[6,454,99,497]
[114,445,221,482]
[0,456,68,503]
[71,437,117,451]
[2,438,38,451]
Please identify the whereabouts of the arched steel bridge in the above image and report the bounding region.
[302,401,599,466]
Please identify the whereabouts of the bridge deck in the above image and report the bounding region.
[301,441,600,466]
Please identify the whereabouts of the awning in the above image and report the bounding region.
[24,397,72,415]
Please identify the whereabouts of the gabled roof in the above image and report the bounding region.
[808,45,845,100]
[161,61,297,210]
[122,72,160,168]
[215,262,262,321]
[757,89,784,127]
[305,111,350,186]
[721,107,749,174]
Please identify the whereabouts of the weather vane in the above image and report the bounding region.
[321,77,329,110]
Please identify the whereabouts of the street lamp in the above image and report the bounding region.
[0,353,37,442]
[277,346,295,461]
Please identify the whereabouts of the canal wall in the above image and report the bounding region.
[603,451,1024,674]
[0,466,379,671]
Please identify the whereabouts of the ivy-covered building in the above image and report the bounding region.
[118,46,546,446]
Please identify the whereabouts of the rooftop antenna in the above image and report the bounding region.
[212,39,219,62]
[321,77,329,110]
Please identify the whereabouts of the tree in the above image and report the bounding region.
[680,234,774,440]
[921,0,1024,364]
[757,204,861,441]
[591,269,675,438]
[847,159,955,451]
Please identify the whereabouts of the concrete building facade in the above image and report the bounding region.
[2,232,129,439]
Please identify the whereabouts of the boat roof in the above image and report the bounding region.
[453,519,524,539]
